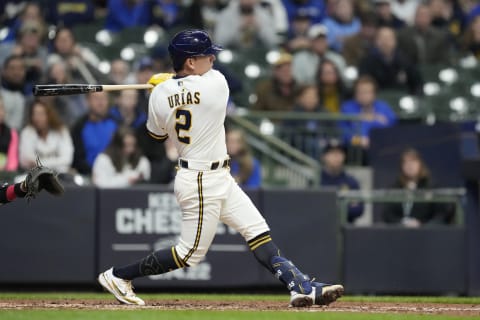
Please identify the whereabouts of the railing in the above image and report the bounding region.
[227,110,395,185]
[227,115,321,187]
[245,111,363,161]
[337,188,467,225]
[242,111,362,121]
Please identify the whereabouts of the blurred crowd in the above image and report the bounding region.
[0,0,474,224]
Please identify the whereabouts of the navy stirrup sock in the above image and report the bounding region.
[113,247,185,280]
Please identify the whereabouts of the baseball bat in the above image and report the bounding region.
[33,84,154,96]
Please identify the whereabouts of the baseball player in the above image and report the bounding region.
[98,29,343,307]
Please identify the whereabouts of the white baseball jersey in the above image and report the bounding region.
[146,69,229,162]
[146,68,269,267]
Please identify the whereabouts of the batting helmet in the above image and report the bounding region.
[168,29,222,72]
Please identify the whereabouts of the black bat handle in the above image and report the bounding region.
[33,84,103,96]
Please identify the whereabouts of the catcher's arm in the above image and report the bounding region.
[0,182,27,205]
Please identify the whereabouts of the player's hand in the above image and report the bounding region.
[148,73,174,88]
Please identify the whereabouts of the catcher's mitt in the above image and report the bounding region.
[24,158,65,200]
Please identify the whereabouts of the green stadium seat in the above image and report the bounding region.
[115,26,149,45]
[377,90,404,109]
[419,64,444,83]
[72,19,105,43]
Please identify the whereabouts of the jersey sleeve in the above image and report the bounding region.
[146,89,168,141]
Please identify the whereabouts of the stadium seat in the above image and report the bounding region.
[115,26,149,45]
[419,64,444,83]
[376,90,404,110]
[72,19,105,43]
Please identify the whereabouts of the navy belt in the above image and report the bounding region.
[179,159,231,170]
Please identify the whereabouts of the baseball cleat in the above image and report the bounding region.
[290,290,314,307]
[290,283,344,307]
[315,283,344,305]
[98,267,145,306]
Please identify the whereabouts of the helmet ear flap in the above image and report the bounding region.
[168,43,187,72]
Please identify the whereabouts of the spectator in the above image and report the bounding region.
[316,59,348,114]
[1,2,45,43]
[359,26,423,95]
[466,1,480,25]
[292,24,346,85]
[323,0,361,52]
[339,76,396,157]
[19,100,73,173]
[110,89,146,129]
[391,0,419,25]
[226,128,262,188]
[0,55,28,130]
[253,52,297,111]
[293,84,321,113]
[343,11,379,66]
[40,61,87,127]
[0,20,47,84]
[213,62,244,99]
[282,0,326,27]
[285,85,322,158]
[285,12,313,52]
[105,0,151,32]
[352,0,373,16]
[182,0,228,34]
[259,0,289,36]
[320,141,363,223]
[136,126,177,184]
[461,15,480,58]
[151,46,173,73]
[71,91,118,175]
[133,57,155,113]
[46,0,95,27]
[214,0,278,49]
[47,27,102,84]
[150,0,180,30]
[92,127,151,187]
[428,0,466,37]
[0,98,18,171]
[397,4,453,65]
[373,0,405,29]
[383,148,453,226]
[109,59,135,85]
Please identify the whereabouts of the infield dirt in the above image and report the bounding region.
[0,299,479,316]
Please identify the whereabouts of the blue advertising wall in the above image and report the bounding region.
[0,185,473,294]
[0,187,96,284]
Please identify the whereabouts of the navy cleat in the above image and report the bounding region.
[290,282,344,307]
[312,282,344,305]
[270,256,343,307]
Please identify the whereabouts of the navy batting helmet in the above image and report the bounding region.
[168,29,222,72]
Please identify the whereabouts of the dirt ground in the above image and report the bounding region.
[0,299,479,316]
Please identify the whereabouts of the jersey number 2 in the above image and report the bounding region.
[175,109,192,144]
